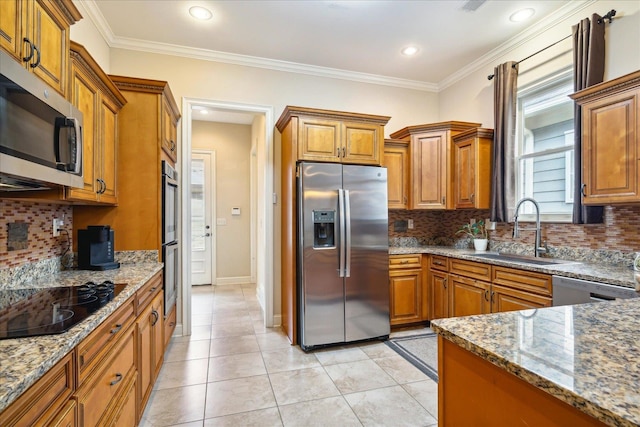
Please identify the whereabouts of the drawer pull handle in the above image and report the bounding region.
[151,309,160,326]
[110,373,123,386]
[400,260,409,264]
[110,324,123,335]
[150,286,157,293]
[434,261,443,266]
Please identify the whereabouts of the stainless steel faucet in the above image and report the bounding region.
[513,197,548,257]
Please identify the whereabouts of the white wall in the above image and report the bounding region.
[69,2,111,71]
[439,0,640,127]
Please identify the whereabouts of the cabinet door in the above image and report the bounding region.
[0,0,23,61]
[581,89,639,204]
[137,302,154,414]
[30,0,68,96]
[161,96,178,163]
[151,291,165,380]
[491,284,552,313]
[384,142,409,209]
[343,122,382,165]
[454,136,476,208]
[449,274,490,317]
[68,64,99,201]
[298,117,341,162]
[389,268,422,325]
[430,270,449,320]
[49,399,76,427]
[411,131,449,209]
[99,95,119,204]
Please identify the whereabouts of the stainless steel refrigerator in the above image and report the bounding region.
[297,161,390,351]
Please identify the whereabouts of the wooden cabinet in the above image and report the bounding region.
[164,304,177,347]
[0,351,75,426]
[276,106,390,344]
[453,128,494,209]
[431,256,552,320]
[383,139,410,209]
[0,0,81,97]
[67,41,126,204]
[136,272,164,421]
[73,76,181,260]
[75,323,137,427]
[161,94,179,163]
[389,254,425,326]
[276,106,390,166]
[390,121,481,209]
[429,255,450,320]
[570,70,640,205]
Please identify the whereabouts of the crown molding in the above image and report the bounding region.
[80,0,596,94]
[437,0,596,91]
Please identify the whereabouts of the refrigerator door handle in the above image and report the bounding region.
[338,188,346,277]
[344,189,351,277]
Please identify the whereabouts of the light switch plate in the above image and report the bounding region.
[216,218,227,226]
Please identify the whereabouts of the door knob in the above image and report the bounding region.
[202,233,211,237]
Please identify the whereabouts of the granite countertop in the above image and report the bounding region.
[0,263,163,414]
[389,246,639,289]
[431,299,640,426]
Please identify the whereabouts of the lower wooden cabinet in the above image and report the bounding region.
[0,352,75,427]
[164,304,177,347]
[137,290,164,420]
[75,323,137,426]
[389,254,428,326]
[448,274,490,317]
[430,269,449,320]
[492,284,551,312]
[49,399,77,427]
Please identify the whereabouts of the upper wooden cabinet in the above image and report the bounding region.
[161,95,179,163]
[276,106,390,166]
[0,0,81,97]
[452,128,493,209]
[390,121,481,209]
[67,41,126,205]
[570,70,640,205]
[73,76,180,258]
[383,139,410,209]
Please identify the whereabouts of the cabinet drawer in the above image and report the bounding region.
[77,324,136,427]
[76,298,135,385]
[136,271,163,315]
[389,254,422,269]
[430,255,449,271]
[449,258,491,282]
[492,266,552,296]
[1,352,75,427]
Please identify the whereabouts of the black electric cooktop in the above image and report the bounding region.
[0,281,126,340]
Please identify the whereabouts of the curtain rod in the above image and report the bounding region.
[487,9,616,81]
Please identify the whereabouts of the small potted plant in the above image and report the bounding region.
[456,220,489,251]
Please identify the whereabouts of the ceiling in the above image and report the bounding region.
[84,0,589,123]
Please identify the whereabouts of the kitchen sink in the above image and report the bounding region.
[471,253,580,266]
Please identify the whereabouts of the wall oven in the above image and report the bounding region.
[0,49,83,190]
[162,161,179,315]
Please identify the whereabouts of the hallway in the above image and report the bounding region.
[140,284,438,426]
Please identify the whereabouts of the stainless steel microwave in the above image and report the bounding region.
[0,49,83,191]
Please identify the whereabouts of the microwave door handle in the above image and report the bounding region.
[54,117,63,169]
[71,118,82,174]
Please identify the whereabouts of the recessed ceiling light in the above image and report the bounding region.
[510,8,535,22]
[189,6,212,20]
[200,109,209,115]
[401,46,419,56]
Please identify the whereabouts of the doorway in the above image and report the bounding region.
[181,98,275,337]
[191,150,216,286]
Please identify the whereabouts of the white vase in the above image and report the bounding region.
[473,238,488,252]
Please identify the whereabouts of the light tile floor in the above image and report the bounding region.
[140,283,438,426]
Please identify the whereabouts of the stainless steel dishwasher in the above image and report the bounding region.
[552,275,639,306]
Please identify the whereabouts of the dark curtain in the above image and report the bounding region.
[572,14,605,224]
[490,61,519,223]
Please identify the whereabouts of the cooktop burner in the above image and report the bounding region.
[0,281,127,340]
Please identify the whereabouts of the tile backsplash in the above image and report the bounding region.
[0,201,73,269]
[389,205,640,264]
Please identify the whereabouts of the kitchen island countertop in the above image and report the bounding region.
[0,262,163,414]
[431,299,640,426]
[390,246,639,289]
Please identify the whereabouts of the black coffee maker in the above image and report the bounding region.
[77,226,120,270]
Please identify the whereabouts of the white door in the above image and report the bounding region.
[191,151,216,285]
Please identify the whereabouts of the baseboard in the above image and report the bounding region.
[272,314,282,327]
[215,276,253,285]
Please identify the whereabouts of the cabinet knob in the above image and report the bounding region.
[110,373,123,386]
[337,148,341,157]
[110,323,123,335]
[470,193,475,202]
[170,140,176,151]
[342,147,346,158]
[442,197,445,205]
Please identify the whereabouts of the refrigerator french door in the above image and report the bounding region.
[297,162,390,350]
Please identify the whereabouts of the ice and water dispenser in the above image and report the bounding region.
[313,210,335,248]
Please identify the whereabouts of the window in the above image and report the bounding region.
[516,70,574,222]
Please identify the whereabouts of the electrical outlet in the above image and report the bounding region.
[485,218,496,230]
[52,218,64,237]
[407,219,414,229]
